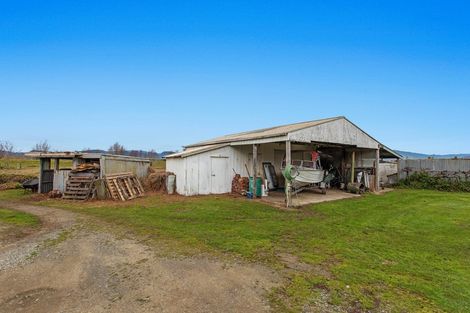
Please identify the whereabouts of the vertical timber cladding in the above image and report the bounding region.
[398,159,470,180]
[100,155,151,179]
[166,146,235,196]
[288,118,379,149]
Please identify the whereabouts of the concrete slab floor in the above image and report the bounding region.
[258,188,361,208]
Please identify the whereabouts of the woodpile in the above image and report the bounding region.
[142,171,174,192]
[105,172,144,201]
[231,174,249,194]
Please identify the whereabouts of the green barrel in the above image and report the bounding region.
[249,177,263,197]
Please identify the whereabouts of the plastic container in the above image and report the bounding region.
[166,174,176,194]
[249,177,263,197]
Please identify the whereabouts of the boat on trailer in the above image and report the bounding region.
[282,155,327,194]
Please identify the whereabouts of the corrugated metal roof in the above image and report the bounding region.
[166,144,229,159]
[185,116,343,148]
[25,151,151,162]
[25,152,82,159]
[170,116,402,159]
[380,145,403,159]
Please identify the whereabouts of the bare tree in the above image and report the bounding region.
[0,140,14,158]
[108,142,126,155]
[32,140,50,152]
[148,149,158,159]
[129,150,140,157]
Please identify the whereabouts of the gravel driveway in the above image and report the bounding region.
[0,201,278,313]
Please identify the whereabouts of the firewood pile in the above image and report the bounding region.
[104,172,145,201]
[232,174,249,194]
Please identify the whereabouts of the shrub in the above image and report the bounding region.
[398,171,470,192]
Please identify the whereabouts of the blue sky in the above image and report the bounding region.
[1,1,469,154]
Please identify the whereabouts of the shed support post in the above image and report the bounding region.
[351,150,356,184]
[252,144,259,197]
[54,158,60,172]
[285,141,292,207]
[38,158,50,194]
[72,158,79,170]
[38,158,43,194]
[375,148,380,192]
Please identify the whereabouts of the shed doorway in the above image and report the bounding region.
[210,156,229,194]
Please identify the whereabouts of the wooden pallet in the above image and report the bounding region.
[104,172,144,201]
[63,173,96,200]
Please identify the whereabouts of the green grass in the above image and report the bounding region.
[0,207,39,227]
[151,159,166,170]
[0,189,33,200]
[9,189,470,312]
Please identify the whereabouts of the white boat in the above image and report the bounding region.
[282,159,325,189]
[290,167,325,189]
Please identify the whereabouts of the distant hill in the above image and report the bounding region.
[13,149,176,160]
[81,149,176,159]
[396,150,470,159]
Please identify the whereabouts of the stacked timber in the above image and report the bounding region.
[231,174,249,194]
[105,172,144,201]
[71,162,100,173]
[63,173,96,200]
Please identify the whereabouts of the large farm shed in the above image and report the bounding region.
[166,116,401,206]
[25,152,151,194]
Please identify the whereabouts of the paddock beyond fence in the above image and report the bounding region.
[398,159,470,181]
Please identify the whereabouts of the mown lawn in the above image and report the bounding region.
[7,189,470,312]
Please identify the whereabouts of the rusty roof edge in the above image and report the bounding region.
[184,116,344,148]
[24,151,82,158]
[100,154,151,162]
[166,144,230,159]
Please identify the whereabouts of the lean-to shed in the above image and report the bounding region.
[25,152,151,194]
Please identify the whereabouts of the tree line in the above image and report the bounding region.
[0,140,172,160]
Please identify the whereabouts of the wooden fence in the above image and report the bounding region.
[398,159,470,181]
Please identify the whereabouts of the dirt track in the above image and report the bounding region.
[0,202,278,313]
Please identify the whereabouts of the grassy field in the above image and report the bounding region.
[152,159,166,170]
[0,157,42,176]
[19,189,468,312]
[0,157,165,175]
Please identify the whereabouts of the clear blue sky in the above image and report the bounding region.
[1,1,469,154]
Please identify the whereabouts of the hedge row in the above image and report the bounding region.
[398,171,470,192]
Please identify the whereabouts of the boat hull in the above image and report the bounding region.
[291,168,324,188]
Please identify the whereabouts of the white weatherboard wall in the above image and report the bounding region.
[167,144,282,196]
[167,146,235,196]
[289,118,379,149]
